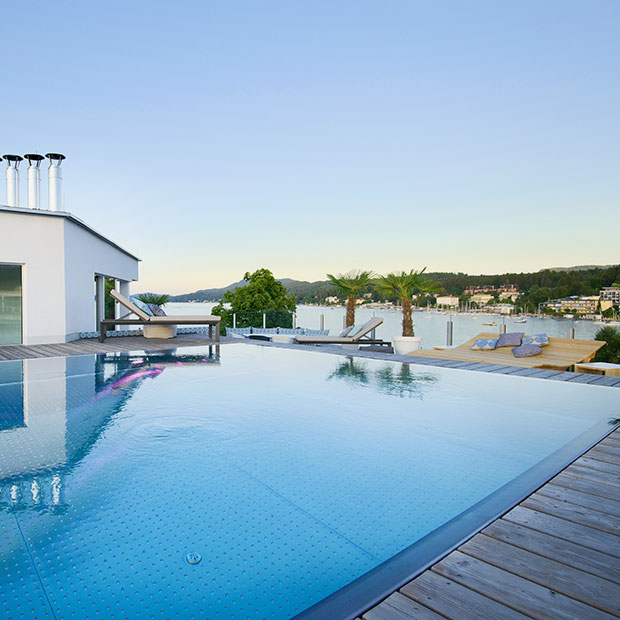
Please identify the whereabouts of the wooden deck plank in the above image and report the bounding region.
[521,493,620,536]
[587,452,620,468]
[503,506,620,557]
[400,570,530,620]
[460,533,620,616]
[589,444,620,459]
[539,483,620,517]
[577,456,620,475]
[432,551,612,620]
[601,437,620,447]
[482,518,620,584]
[0,334,220,360]
[362,592,445,620]
[550,471,620,501]
[566,464,620,488]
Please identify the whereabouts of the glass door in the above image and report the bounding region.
[0,265,22,345]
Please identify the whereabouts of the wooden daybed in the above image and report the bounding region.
[406,332,605,371]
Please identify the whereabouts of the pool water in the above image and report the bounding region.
[0,344,618,619]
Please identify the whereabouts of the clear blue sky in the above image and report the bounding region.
[2,1,619,293]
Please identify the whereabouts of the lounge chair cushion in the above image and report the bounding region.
[347,323,364,337]
[496,332,524,348]
[349,318,383,339]
[512,343,543,358]
[130,297,154,317]
[471,337,498,350]
[339,325,355,337]
[523,333,549,347]
[303,329,330,336]
[148,304,166,316]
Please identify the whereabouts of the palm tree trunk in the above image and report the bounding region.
[346,296,356,327]
[402,297,413,336]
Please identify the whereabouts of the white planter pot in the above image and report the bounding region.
[143,325,177,339]
[393,335,421,355]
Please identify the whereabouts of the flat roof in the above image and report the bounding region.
[0,204,140,261]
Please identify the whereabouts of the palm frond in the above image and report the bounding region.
[326,270,375,297]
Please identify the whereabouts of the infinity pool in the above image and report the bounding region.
[0,344,618,619]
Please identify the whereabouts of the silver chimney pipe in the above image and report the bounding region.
[3,155,23,207]
[45,153,65,212]
[24,154,44,209]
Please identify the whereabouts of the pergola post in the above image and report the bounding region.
[115,280,131,330]
[95,275,105,333]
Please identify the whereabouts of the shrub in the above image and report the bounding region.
[593,327,620,363]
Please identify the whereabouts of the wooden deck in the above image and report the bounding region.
[0,333,220,360]
[407,332,605,371]
[361,427,620,620]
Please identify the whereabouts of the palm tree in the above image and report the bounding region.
[326,270,374,327]
[137,293,170,307]
[375,268,440,336]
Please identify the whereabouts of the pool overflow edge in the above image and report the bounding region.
[292,419,620,620]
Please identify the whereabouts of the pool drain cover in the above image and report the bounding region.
[186,552,202,565]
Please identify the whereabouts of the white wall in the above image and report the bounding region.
[63,219,139,339]
[0,211,67,344]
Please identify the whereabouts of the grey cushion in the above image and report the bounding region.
[347,323,364,337]
[130,297,154,317]
[302,329,329,336]
[512,343,543,358]
[338,325,355,337]
[471,338,498,350]
[523,334,549,347]
[496,332,524,348]
[148,304,166,316]
[349,318,383,339]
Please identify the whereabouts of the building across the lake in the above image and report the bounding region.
[543,296,601,315]
[600,286,620,304]
[436,295,459,308]
[0,154,139,346]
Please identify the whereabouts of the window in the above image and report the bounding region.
[0,264,22,345]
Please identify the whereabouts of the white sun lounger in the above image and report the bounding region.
[295,317,389,346]
[100,290,221,342]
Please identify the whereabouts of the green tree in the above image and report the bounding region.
[326,270,374,327]
[212,268,296,329]
[104,278,116,320]
[593,327,620,363]
[375,268,440,337]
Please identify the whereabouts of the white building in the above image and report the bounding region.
[542,296,600,315]
[1,154,139,345]
[600,287,620,304]
[493,303,516,315]
[470,293,494,306]
[436,295,459,307]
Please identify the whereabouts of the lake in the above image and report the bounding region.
[165,303,604,348]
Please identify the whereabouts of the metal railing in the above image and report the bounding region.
[227,310,296,330]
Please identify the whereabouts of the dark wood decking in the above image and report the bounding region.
[0,333,220,360]
[361,428,620,620]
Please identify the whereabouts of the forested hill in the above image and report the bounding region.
[169,278,336,303]
[168,265,619,305]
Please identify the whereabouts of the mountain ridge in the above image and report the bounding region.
[165,265,619,302]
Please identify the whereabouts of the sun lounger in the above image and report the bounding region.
[295,317,390,347]
[100,290,221,342]
[406,331,604,370]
